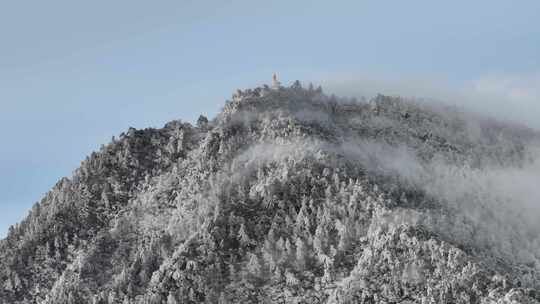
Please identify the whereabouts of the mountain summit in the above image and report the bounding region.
[1,82,540,303]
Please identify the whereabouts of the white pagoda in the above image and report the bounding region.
[271,73,281,89]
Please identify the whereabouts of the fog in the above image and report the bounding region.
[339,137,540,277]
[322,73,540,131]
[319,74,540,266]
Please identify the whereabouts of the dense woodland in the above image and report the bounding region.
[1,82,540,303]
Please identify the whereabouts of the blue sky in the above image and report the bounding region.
[1,0,539,237]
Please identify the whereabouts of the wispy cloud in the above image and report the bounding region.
[322,73,540,130]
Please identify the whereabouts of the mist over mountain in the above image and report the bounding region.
[1,81,540,303]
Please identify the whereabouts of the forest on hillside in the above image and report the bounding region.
[1,83,540,303]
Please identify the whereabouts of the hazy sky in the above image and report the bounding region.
[1,0,539,237]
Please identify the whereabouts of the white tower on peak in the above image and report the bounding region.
[272,73,281,89]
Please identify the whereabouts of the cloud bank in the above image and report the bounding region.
[322,73,540,131]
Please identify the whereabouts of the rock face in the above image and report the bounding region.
[1,83,540,303]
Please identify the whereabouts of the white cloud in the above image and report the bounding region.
[468,75,540,126]
[322,73,540,130]
[472,75,540,100]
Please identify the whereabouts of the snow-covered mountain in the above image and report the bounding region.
[1,82,540,303]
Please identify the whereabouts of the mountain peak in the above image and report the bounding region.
[1,81,539,303]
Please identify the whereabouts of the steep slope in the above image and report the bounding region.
[1,83,539,303]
